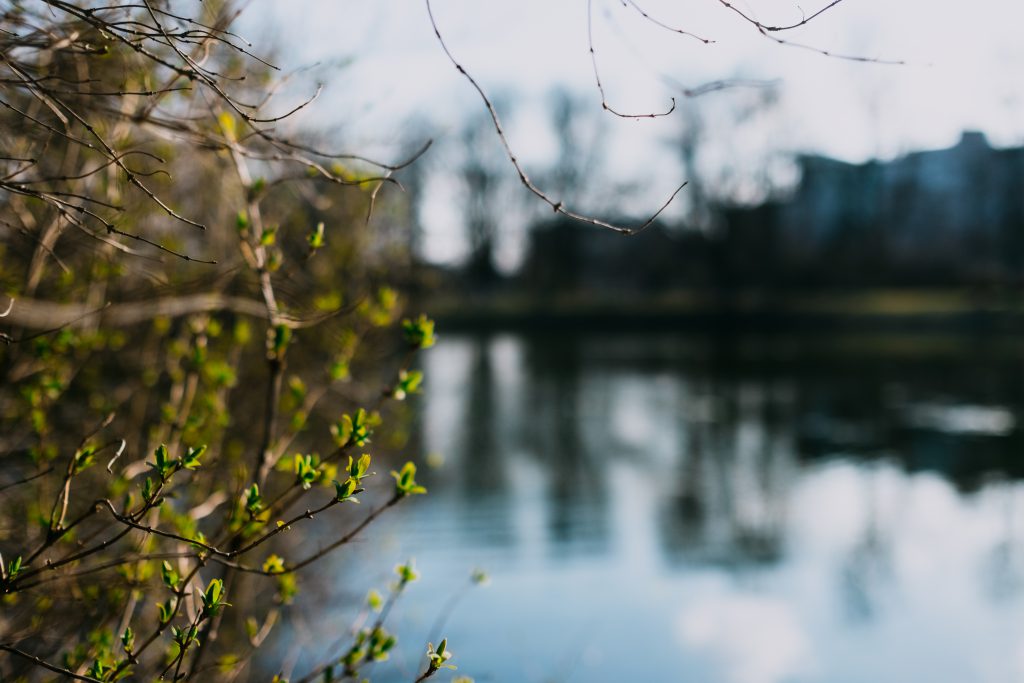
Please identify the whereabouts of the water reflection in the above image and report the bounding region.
[311,332,1024,682]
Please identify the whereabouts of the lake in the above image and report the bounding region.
[289,330,1024,683]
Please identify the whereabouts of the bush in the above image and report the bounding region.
[0,2,448,680]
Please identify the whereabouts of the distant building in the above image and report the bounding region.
[773,131,1024,285]
[520,132,1024,293]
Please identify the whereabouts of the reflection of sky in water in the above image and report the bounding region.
[296,333,1024,683]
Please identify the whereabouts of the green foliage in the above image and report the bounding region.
[1,554,24,586]
[293,453,320,490]
[120,627,134,653]
[160,562,180,591]
[308,221,326,251]
[395,560,420,585]
[271,324,292,358]
[260,224,279,246]
[393,369,424,400]
[403,314,437,349]
[180,445,206,471]
[262,554,285,574]
[171,624,200,651]
[245,483,264,516]
[149,443,206,482]
[201,578,230,618]
[426,639,457,673]
[275,572,299,606]
[392,462,428,497]
[334,453,372,503]
[157,599,175,625]
[0,3,461,681]
[359,287,400,326]
[150,444,174,480]
[342,625,397,670]
[331,407,374,448]
[72,447,97,475]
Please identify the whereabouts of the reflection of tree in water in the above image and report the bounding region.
[982,480,1024,601]
[795,348,1024,490]
[659,339,790,567]
[454,334,514,547]
[441,330,1024,596]
[839,467,894,624]
[738,371,790,563]
[673,401,709,538]
[462,335,502,495]
[523,334,609,555]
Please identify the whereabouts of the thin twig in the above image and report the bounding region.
[425,0,686,236]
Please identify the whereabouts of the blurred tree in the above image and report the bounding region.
[455,104,513,285]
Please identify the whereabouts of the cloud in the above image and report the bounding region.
[677,593,815,683]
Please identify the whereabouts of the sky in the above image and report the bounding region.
[241,0,1024,263]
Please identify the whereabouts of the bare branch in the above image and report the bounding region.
[0,644,104,682]
[589,0,678,119]
[425,0,686,235]
[718,0,906,64]
[620,0,714,43]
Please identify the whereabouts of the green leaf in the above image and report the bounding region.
[288,375,307,401]
[351,409,370,447]
[402,314,436,349]
[150,443,173,478]
[272,324,291,357]
[308,222,325,250]
[141,477,155,502]
[259,224,277,246]
[245,483,263,515]
[73,446,96,474]
[202,578,230,617]
[395,560,419,584]
[294,453,318,490]
[391,462,426,497]
[334,477,360,503]
[331,414,353,447]
[351,453,371,479]
[5,554,24,581]
[181,444,206,470]
[426,638,455,670]
[235,211,249,234]
[121,626,134,652]
[393,369,423,401]
[329,357,349,381]
[262,554,285,574]
[157,598,174,624]
[366,589,383,612]
[160,561,179,590]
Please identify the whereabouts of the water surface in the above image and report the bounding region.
[300,331,1024,683]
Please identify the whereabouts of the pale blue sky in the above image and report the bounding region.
[243,0,1024,263]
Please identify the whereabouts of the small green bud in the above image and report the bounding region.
[308,222,325,250]
[180,444,205,470]
[395,560,419,584]
[366,589,383,612]
[391,462,426,497]
[245,483,263,515]
[262,554,285,574]
[160,561,179,590]
[402,314,436,349]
